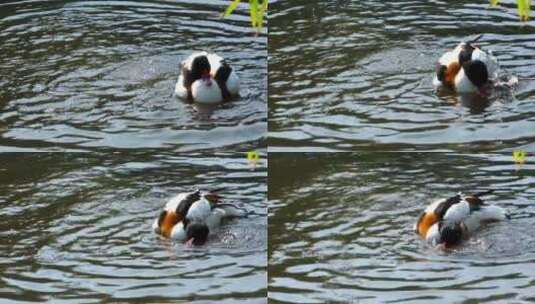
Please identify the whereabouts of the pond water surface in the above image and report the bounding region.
[0,0,266,152]
[0,152,267,303]
[269,153,535,303]
[269,0,535,152]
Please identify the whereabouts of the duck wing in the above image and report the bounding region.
[165,190,201,217]
[203,189,225,209]
[434,194,462,219]
[471,48,499,79]
[443,190,494,222]
[464,190,493,208]
[214,62,233,100]
[176,190,202,217]
[186,197,212,222]
[469,34,483,44]
[462,190,506,233]
[443,200,470,223]
[207,53,224,75]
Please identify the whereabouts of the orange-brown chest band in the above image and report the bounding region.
[417,212,438,237]
[160,211,180,238]
[444,62,461,87]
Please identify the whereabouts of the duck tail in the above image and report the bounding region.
[204,188,226,201]
[470,34,483,44]
[208,187,226,194]
[471,189,494,198]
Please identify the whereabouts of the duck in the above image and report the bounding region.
[433,34,499,94]
[415,190,508,247]
[174,52,240,104]
[152,189,246,245]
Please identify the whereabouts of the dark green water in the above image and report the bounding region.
[269,0,535,152]
[0,1,267,303]
[3,0,535,303]
[0,0,267,152]
[269,153,535,303]
[0,152,267,302]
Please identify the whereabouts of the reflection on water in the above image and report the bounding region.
[0,152,267,302]
[269,153,535,303]
[269,0,535,152]
[0,0,267,152]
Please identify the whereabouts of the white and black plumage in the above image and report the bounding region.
[415,190,508,247]
[153,189,246,245]
[175,52,240,104]
[433,35,499,94]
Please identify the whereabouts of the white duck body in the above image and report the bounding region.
[175,52,240,104]
[454,68,479,93]
[183,197,247,238]
[432,42,464,88]
[192,200,247,232]
[152,191,204,241]
[206,53,240,96]
[190,78,223,104]
[151,192,188,240]
[165,197,213,241]
[425,223,441,245]
[153,191,246,240]
[425,197,507,245]
[170,193,213,240]
[452,203,507,233]
[175,75,189,100]
[175,52,205,100]
[433,37,500,93]
[454,46,499,93]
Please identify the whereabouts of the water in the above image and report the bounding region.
[0,152,267,302]
[0,0,267,152]
[269,153,535,303]
[269,0,535,152]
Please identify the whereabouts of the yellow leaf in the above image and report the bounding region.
[222,0,267,30]
[250,0,259,28]
[223,0,242,17]
[247,151,260,162]
[490,0,499,6]
[258,0,267,27]
[513,150,527,164]
[518,0,531,21]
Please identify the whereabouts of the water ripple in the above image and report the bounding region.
[269,0,535,152]
[269,153,535,303]
[0,152,267,302]
[0,0,266,152]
